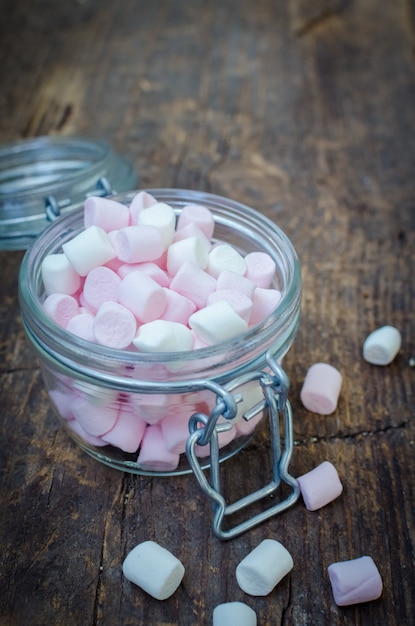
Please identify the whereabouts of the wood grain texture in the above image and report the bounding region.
[0,0,414,624]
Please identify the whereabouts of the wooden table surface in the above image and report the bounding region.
[1,0,414,624]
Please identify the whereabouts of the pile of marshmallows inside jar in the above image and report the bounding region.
[40,191,283,471]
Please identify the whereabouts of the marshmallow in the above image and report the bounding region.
[102,407,146,452]
[43,293,80,328]
[160,411,192,454]
[66,312,95,342]
[67,418,107,447]
[244,251,276,288]
[82,266,121,312]
[93,301,137,349]
[207,289,253,323]
[118,262,170,287]
[159,288,197,324]
[169,262,217,308]
[48,388,76,420]
[138,202,176,248]
[296,461,343,511]
[133,320,193,353]
[363,325,402,365]
[176,203,215,239]
[118,271,167,323]
[62,225,116,276]
[236,539,294,596]
[207,244,247,278]
[166,235,209,276]
[41,253,82,296]
[71,395,119,437]
[249,288,282,326]
[300,363,342,415]
[328,556,383,606]
[213,602,257,626]
[216,269,256,299]
[172,222,212,249]
[189,301,248,345]
[83,196,130,231]
[123,540,185,600]
[113,225,165,263]
[129,190,158,224]
[137,424,180,472]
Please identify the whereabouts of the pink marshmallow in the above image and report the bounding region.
[131,393,170,424]
[328,556,383,606]
[118,271,167,323]
[166,236,209,276]
[62,225,116,277]
[48,388,76,420]
[300,363,343,415]
[71,395,119,437]
[43,293,80,328]
[249,288,282,326]
[118,262,170,287]
[216,269,256,299]
[41,253,82,296]
[159,288,197,324]
[93,301,137,349]
[172,222,212,249]
[113,225,165,263]
[67,418,108,447]
[129,191,158,224]
[102,407,147,453]
[160,411,192,454]
[169,262,216,308]
[296,461,343,511]
[207,289,253,323]
[66,312,95,342]
[83,196,130,232]
[244,251,276,288]
[82,266,121,312]
[176,203,215,239]
[137,425,180,472]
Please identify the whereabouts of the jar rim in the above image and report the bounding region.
[19,188,301,385]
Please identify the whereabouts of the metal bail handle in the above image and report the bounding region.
[185,355,300,540]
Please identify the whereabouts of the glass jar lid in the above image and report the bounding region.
[0,136,137,250]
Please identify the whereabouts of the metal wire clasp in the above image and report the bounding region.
[185,352,299,540]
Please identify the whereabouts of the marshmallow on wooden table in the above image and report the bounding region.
[102,406,146,453]
[236,539,294,596]
[363,325,402,365]
[169,261,217,308]
[41,253,82,296]
[128,190,158,224]
[213,602,257,626]
[176,203,215,239]
[122,540,185,600]
[43,293,80,328]
[207,289,253,323]
[133,320,193,353]
[138,202,176,248]
[189,301,248,345]
[216,269,256,299]
[82,265,121,311]
[207,244,247,278]
[244,251,276,288]
[118,271,167,322]
[84,196,130,231]
[159,288,197,324]
[62,225,116,276]
[66,312,95,342]
[249,288,282,326]
[328,556,383,606]
[137,424,180,472]
[113,225,165,263]
[93,301,137,349]
[300,363,342,415]
[296,461,343,511]
[166,235,210,275]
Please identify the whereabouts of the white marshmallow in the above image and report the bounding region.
[41,253,81,296]
[166,235,209,275]
[236,539,294,596]
[138,202,176,248]
[133,320,193,353]
[207,244,247,278]
[363,325,402,365]
[122,540,185,600]
[62,225,116,276]
[213,602,257,626]
[189,301,248,345]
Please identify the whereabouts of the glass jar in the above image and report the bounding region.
[18,188,302,538]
